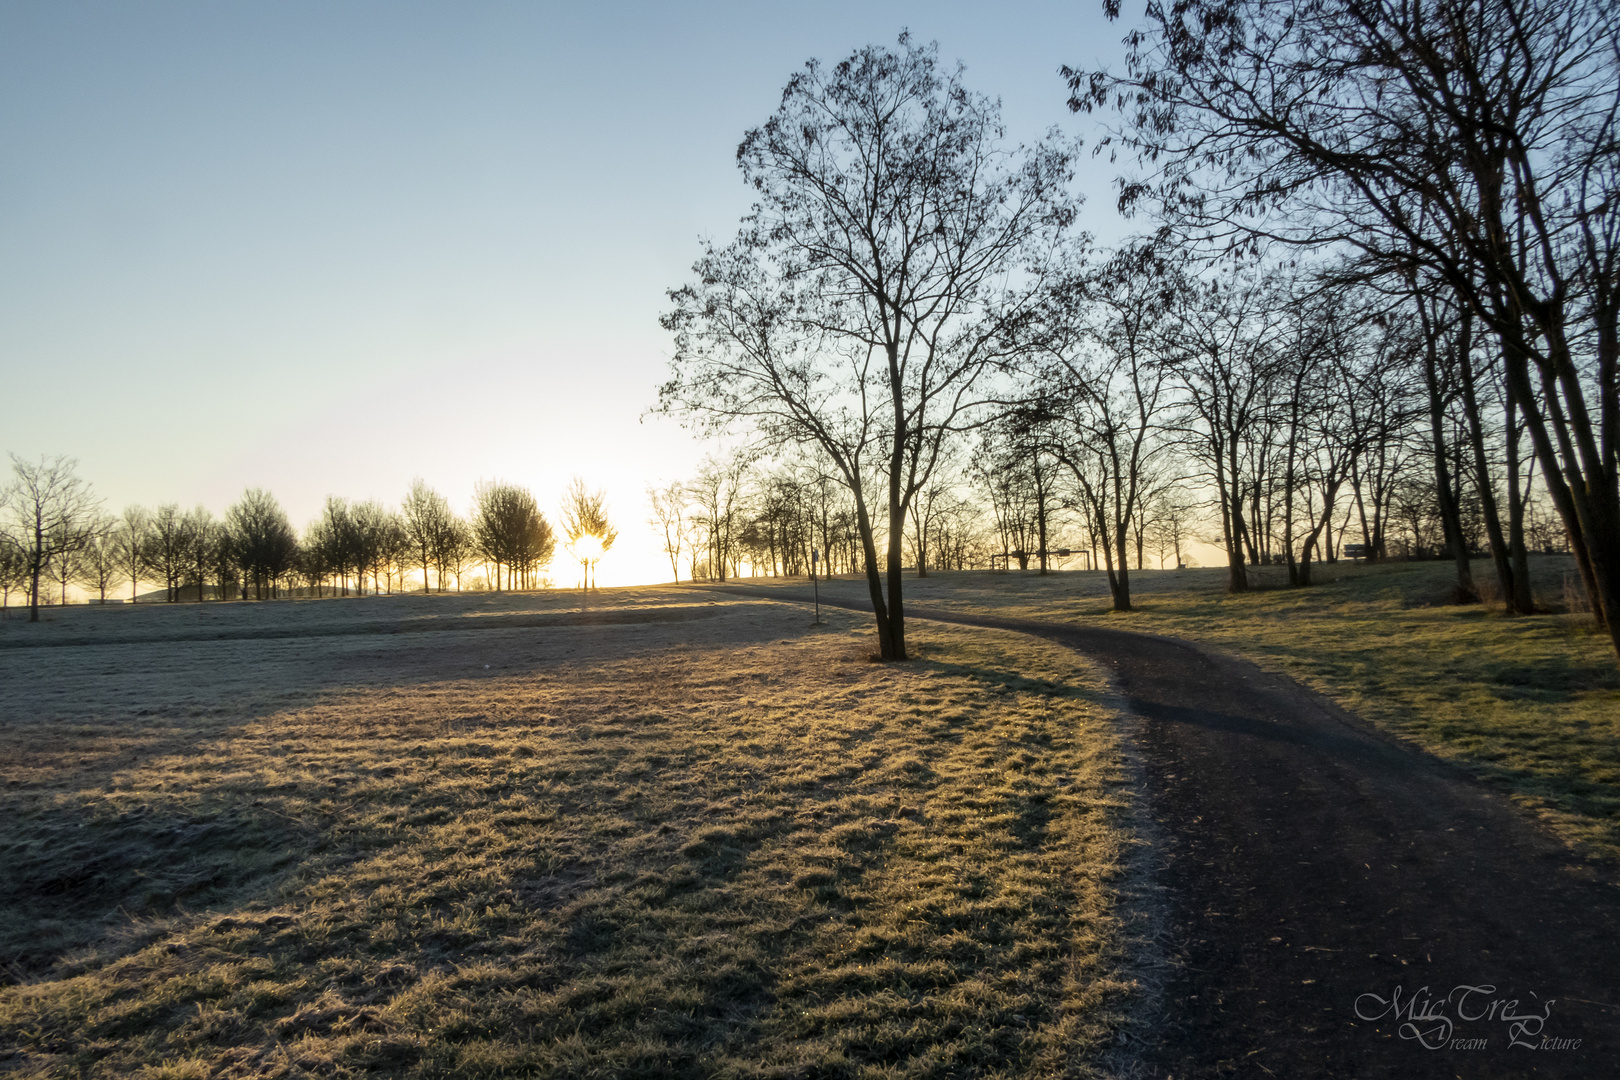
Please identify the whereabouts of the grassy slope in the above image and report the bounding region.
[0,595,1140,1079]
[789,556,1620,865]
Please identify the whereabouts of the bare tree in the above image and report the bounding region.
[560,478,617,589]
[647,482,687,583]
[183,507,218,601]
[474,481,556,591]
[401,480,454,593]
[1160,274,1291,592]
[684,455,748,581]
[1071,0,1620,656]
[0,536,27,614]
[1030,242,1178,608]
[226,489,298,599]
[2,454,102,622]
[661,35,1077,659]
[76,516,123,602]
[145,504,192,602]
[438,515,474,592]
[113,505,152,602]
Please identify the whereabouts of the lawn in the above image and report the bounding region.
[0,590,1143,1078]
[764,556,1620,865]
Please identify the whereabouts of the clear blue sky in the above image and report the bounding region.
[1,1,1134,585]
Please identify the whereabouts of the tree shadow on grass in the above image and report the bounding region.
[0,795,309,981]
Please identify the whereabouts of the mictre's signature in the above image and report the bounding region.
[1353,984,1574,1051]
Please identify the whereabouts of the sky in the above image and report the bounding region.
[0,1,1141,587]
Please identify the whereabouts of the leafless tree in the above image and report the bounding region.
[2,454,102,621]
[0,537,27,614]
[474,481,555,590]
[684,455,748,581]
[661,35,1077,659]
[226,489,298,599]
[648,482,687,583]
[1071,0,1620,655]
[401,480,454,593]
[113,505,152,602]
[145,504,192,602]
[1029,242,1179,607]
[560,478,617,589]
[76,516,123,602]
[438,516,474,592]
[183,507,219,601]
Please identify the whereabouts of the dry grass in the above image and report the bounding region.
[0,592,1141,1078]
[767,557,1620,865]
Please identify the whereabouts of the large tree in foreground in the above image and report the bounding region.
[660,35,1077,659]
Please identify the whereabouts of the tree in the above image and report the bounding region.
[401,480,454,593]
[145,504,192,602]
[661,36,1077,659]
[183,507,218,601]
[350,500,394,595]
[1029,242,1178,608]
[2,454,102,622]
[684,454,748,581]
[559,478,617,589]
[473,481,555,591]
[438,516,474,592]
[0,536,27,614]
[1160,274,1291,592]
[226,489,298,599]
[1071,0,1620,655]
[648,482,687,583]
[76,516,123,602]
[114,505,152,602]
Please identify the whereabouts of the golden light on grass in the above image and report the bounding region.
[0,589,1145,1077]
[752,558,1620,865]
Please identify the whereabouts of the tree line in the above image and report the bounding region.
[658,22,1615,661]
[0,455,615,622]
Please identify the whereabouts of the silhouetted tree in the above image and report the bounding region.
[661,35,1077,659]
[76,516,123,602]
[0,537,27,614]
[560,478,617,589]
[226,488,298,599]
[183,507,219,601]
[1070,0,1620,655]
[114,505,151,602]
[401,479,454,593]
[145,504,191,602]
[438,516,474,592]
[2,454,102,621]
[647,482,687,583]
[474,481,555,590]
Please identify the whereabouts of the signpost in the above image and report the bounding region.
[811,547,821,624]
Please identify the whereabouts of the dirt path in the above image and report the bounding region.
[718,585,1620,1077]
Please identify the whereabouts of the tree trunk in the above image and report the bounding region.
[1457,323,1526,611]
[1420,312,1475,596]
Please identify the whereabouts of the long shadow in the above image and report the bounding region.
[0,602,801,982]
[718,583,1620,1078]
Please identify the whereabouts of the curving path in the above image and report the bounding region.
[717,585,1620,1078]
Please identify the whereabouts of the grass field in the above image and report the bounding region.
[0,591,1143,1078]
[761,556,1620,866]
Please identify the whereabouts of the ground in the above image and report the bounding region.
[0,589,1141,1079]
[774,556,1620,864]
[4,562,1617,1078]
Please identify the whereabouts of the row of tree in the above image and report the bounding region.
[0,456,617,622]
[657,23,1615,662]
